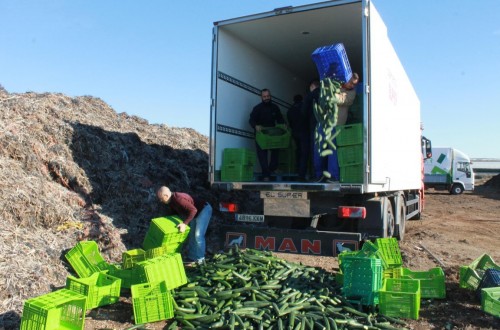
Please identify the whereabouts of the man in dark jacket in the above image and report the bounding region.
[302,79,327,181]
[249,89,285,181]
[287,94,309,181]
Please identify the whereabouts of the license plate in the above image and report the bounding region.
[260,191,307,199]
[236,214,265,223]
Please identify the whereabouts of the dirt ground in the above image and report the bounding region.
[79,176,500,330]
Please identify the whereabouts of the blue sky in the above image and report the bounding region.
[1,0,499,158]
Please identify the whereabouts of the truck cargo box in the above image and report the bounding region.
[210,0,422,194]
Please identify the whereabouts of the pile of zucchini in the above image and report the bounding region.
[169,248,408,329]
[313,78,342,179]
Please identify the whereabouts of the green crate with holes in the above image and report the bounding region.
[20,289,87,330]
[66,271,121,310]
[131,281,174,324]
[223,148,256,165]
[481,287,500,318]
[375,238,403,269]
[338,144,363,166]
[65,241,109,278]
[459,254,500,290]
[379,278,421,320]
[336,123,363,146]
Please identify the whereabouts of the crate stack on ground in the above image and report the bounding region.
[20,215,190,328]
[336,123,363,183]
[221,147,256,181]
[459,254,500,317]
[338,237,446,320]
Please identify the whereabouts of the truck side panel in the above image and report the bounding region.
[367,3,422,192]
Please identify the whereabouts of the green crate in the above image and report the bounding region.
[338,144,363,166]
[66,272,121,310]
[336,123,363,146]
[341,256,383,306]
[221,164,254,181]
[131,281,174,324]
[223,148,256,165]
[145,243,183,259]
[340,164,363,183]
[400,267,446,299]
[142,217,190,250]
[20,289,87,330]
[379,278,421,320]
[383,267,403,279]
[361,241,388,269]
[375,238,403,269]
[481,287,500,318]
[256,126,291,149]
[459,254,500,290]
[122,249,146,269]
[135,253,187,290]
[65,241,109,278]
[107,264,140,289]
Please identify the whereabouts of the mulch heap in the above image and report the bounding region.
[0,86,259,329]
[483,173,500,190]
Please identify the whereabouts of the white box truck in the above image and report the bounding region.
[424,147,474,194]
[209,0,432,255]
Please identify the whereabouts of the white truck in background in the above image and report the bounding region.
[209,0,432,256]
[424,147,474,194]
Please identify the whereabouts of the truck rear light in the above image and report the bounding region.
[338,206,366,219]
[219,202,239,213]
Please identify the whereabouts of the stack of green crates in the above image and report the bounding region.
[20,289,87,330]
[459,254,500,290]
[142,216,190,254]
[336,123,363,183]
[131,281,174,324]
[221,148,256,181]
[65,240,110,278]
[66,271,121,310]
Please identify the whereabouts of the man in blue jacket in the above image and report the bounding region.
[249,89,285,181]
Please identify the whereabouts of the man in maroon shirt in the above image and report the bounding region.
[157,186,212,264]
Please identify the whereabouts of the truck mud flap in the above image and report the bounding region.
[221,224,361,257]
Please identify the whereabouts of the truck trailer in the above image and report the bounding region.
[424,147,474,194]
[209,0,431,256]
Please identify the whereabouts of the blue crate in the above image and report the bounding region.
[311,43,353,82]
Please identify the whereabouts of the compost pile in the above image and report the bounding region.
[0,86,259,328]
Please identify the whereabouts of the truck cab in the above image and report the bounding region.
[424,147,474,194]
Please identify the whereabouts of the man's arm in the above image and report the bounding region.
[336,89,357,107]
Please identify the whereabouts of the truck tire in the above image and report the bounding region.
[450,184,464,195]
[383,197,395,238]
[394,194,406,241]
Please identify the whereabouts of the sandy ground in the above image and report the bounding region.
[80,178,500,329]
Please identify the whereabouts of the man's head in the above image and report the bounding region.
[157,186,172,204]
[261,89,272,103]
[309,79,320,92]
[343,73,359,90]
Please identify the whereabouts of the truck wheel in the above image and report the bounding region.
[383,197,395,238]
[394,195,406,241]
[450,184,464,195]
